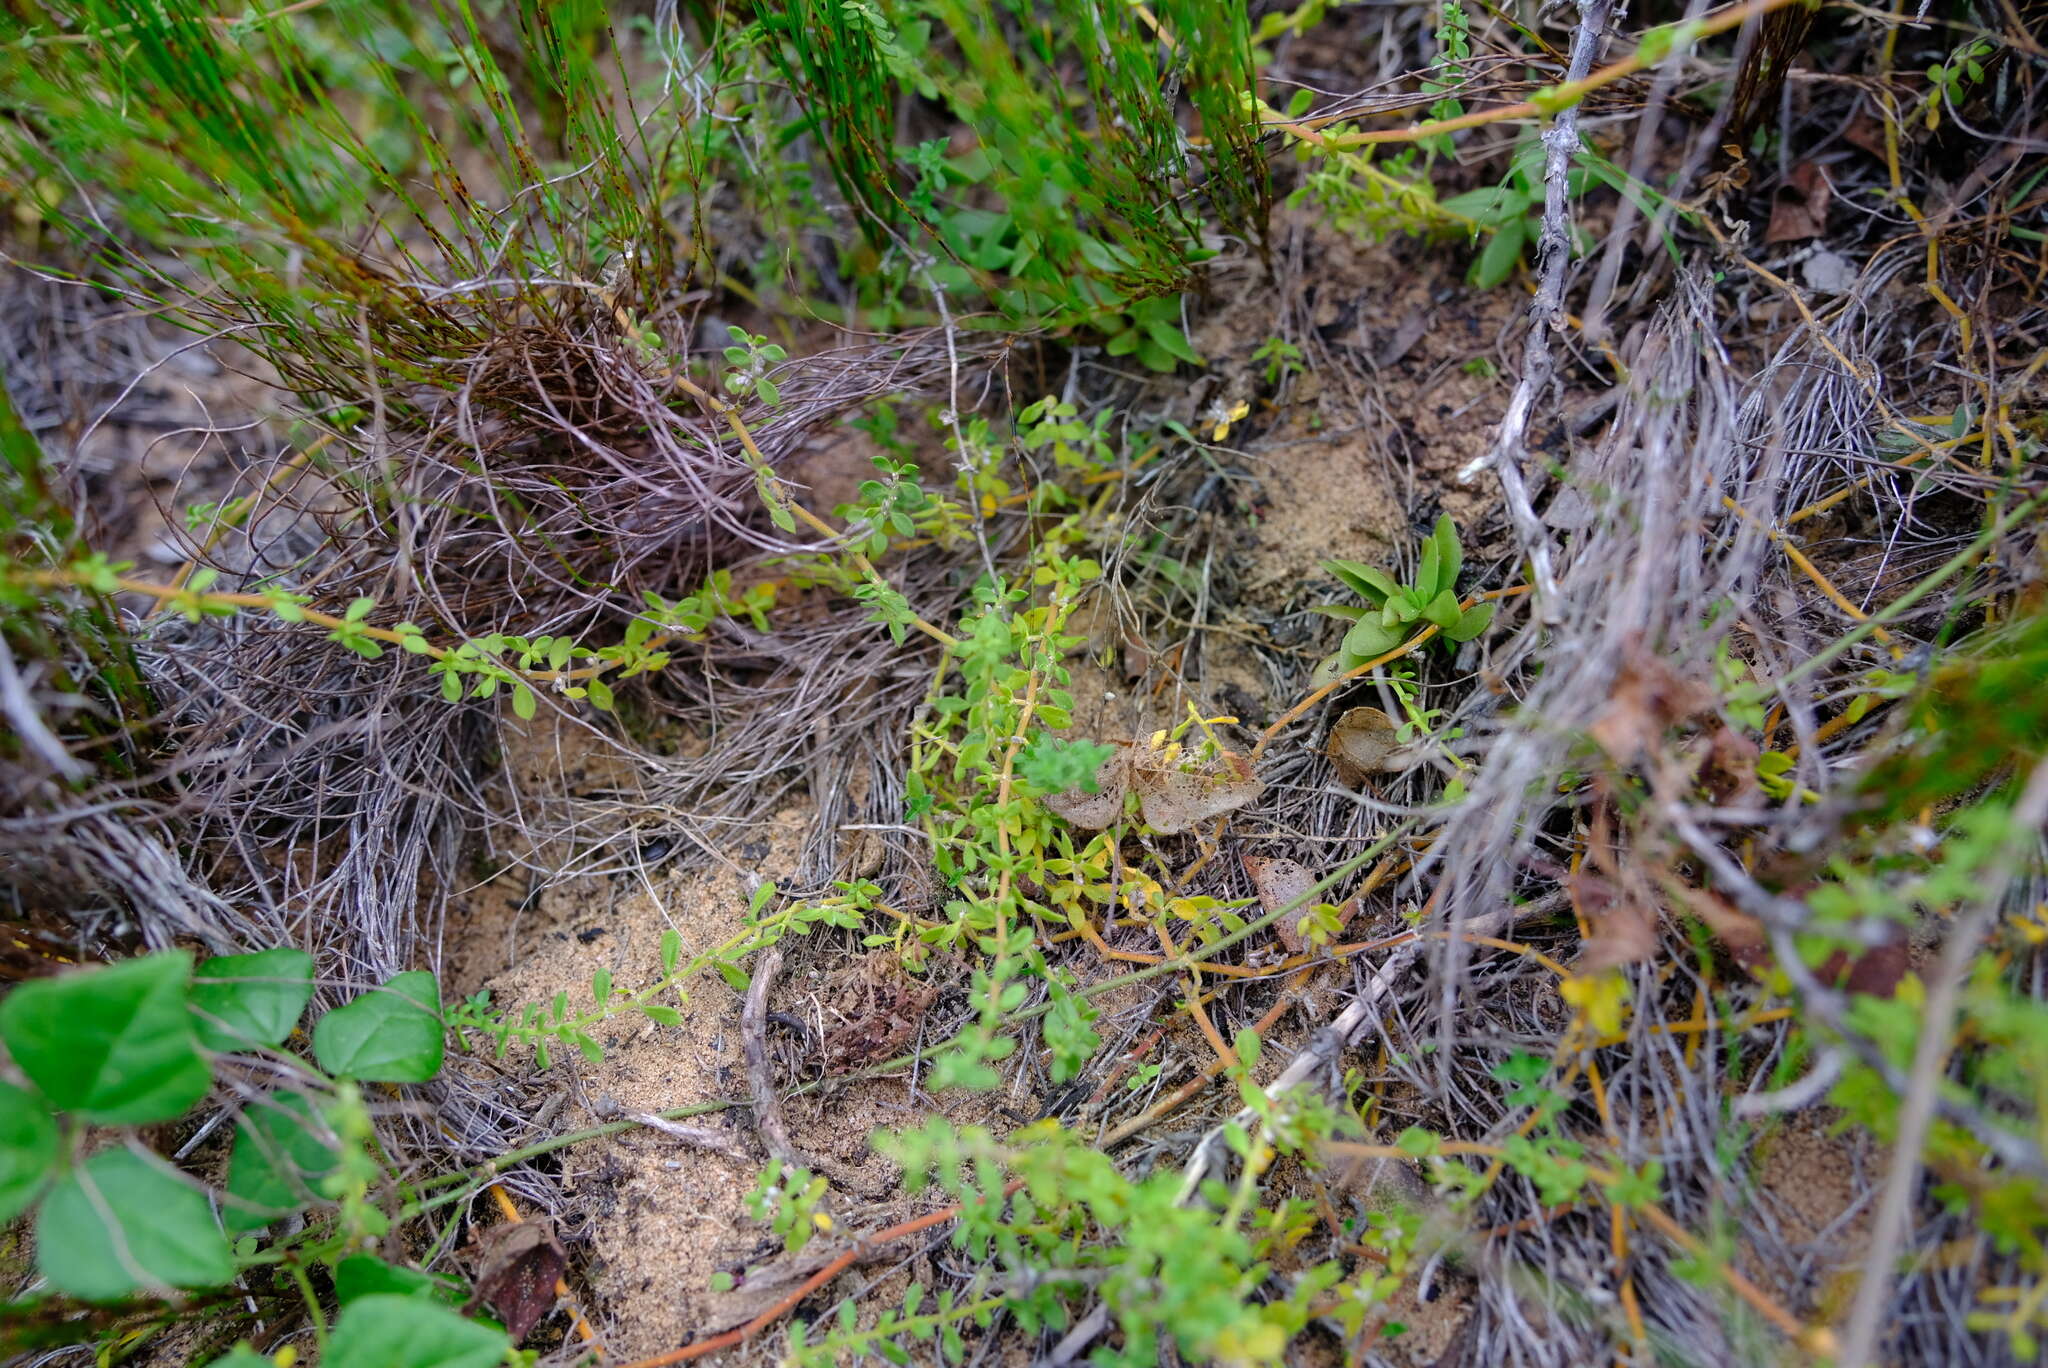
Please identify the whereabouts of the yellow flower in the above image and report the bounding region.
[1560,969,1630,1039]
[1207,399,1251,442]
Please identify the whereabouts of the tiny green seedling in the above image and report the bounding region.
[1312,515,1492,683]
[722,326,789,406]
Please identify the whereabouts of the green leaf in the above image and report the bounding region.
[660,928,682,976]
[1437,186,1528,228]
[0,1081,59,1223]
[1146,322,1203,366]
[1471,216,1527,290]
[1342,617,1405,663]
[1309,603,1367,622]
[224,1091,339,1231]
[202,1347,274,1368]
[327,1294,508,1368]
[312,972,444,1082]
[1395,1125,1441,1158]
[1416,531,1443,602]
[335,1254,451,1306]
[511,684,536,721]
[1444,600,1496,643]
[1310,653,1350,689]
[584,676,614,712]
[36,1148,232,1300]
[190,949,315,1052]
[0,952,211,1124]
[639,1003,682,1027]
[592,969,612,1005]
[1322,559,1399,604]
[1421,589,1462,631]
[1433,514,1463,595]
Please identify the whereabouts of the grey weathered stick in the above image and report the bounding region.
[743,946,802,1169]
[1456,0,1617,623]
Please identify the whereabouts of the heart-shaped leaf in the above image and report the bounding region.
[224,1091,340,1231]
[327,1294,509,1368]
[36,1148,232,1300]
[0,952,211,1124]
[190,949,315,1052]
[312,972,444,1083]
[0,1081,59,1224]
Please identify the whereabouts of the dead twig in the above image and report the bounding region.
[1454,0,1619,622]
[742,946,803,1171]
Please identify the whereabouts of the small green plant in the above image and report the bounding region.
[9,556,783,723]
[721,327,790,407]
[1437,130,1682,288]
[1925,38,1997,128]
[1097,295,1203,373]
[0,950,511,1366]
[1418,0,1472,160]
[749,1159,833,1254]
[1311,514,1494,683]
[1252,334,1305,388]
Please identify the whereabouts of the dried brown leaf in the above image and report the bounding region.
[1844,110,1889,161]
[1042,745,1130,830]
[1131,746,1263,834]
[1588,651,1716,764]
[1668,883,1908,995]
[1668,884,1772,976]
[472,1219,567,1343]
[1325,706,1415,786]
[1244,854,1321,954]
[1765,161,1831,244]
[1569,872,1662,973]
